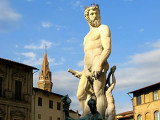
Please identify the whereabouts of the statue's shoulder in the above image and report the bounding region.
[99,24,110,31]
[99,25,111,36]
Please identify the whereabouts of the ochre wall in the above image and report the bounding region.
[32,90,64,120]
[133,89,160,120]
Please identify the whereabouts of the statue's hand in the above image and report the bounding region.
[92,66,102,80]
[74,72,82,78]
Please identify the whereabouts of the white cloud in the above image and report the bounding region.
[15,45,18,48]
[0,0,21,31]
[129,49,160,65]
[115,39,160,91]
[0,0,21,21]
[54,24,66,31]
[22,57,43,66]
[62,47,74,51]
[51,71,81,112]
[24,40,56,50]
[66,37,75,43]
[21,52,36,58]
[33,73,39,87]
[115,102,132,114]
[74,1,81,7]
[139,28,144,32]
[72,0,84,10]
[61,57,65,62]
[77,60,84,67]
[41,22,52,28]
[46,1,52,5]
[20,51,64,67]
[52,71,79,95]
[152,39,160,48]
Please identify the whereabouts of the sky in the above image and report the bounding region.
[0,0,160,114]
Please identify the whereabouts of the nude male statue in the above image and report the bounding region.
[68,3,111,118]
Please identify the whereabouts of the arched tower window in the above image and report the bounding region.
[155,111,159,120]
[138,114,142,120]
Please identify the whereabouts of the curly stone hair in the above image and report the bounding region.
[84,3,100,21]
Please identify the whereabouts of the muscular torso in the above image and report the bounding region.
[84,25,104,70]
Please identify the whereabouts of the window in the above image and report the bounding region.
[155,111,159,120]
[137,95,141,105]
[0,77,2,97]
[49,100,53,109]
[57,117,60,120]
[145,93,149,103]
[49,116,52,120]
[154,90,159,100]
[38,114,41,119]
[145,112,150,120]
[57,102,61,110]
[137,114,142,120]
[38,97,42,106]
[15,80,22,100]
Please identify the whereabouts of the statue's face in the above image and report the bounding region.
[88,9,100,27]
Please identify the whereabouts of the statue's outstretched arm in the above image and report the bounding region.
[68,69,82,79]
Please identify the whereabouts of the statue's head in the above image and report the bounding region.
[84,3,101,27]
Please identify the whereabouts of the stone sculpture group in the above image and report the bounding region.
[67,3,116,120]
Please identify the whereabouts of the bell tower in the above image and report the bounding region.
[37,48,53,92]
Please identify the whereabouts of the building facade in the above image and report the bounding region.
[32,49,80,120]
[69,110,81,119]
[32,88,64,120]
[128,82,160,120]
[116,111,133,120]
[0,58,37,120]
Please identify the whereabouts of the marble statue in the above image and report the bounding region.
[68,3,116,120]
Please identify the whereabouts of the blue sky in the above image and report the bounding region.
[0,0,160,114]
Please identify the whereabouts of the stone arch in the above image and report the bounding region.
[137,114,142,120]
[145,112,150,120]
[154,110,159,120]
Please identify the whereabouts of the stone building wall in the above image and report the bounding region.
[0,58,36,120]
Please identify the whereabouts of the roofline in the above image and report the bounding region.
[117,114,133,119]
[33,87,64,97]
[128,82,160,94]
[116,111,133,116]
[69,109,81,116]
[0,58,38,70]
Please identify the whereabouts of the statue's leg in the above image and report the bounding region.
[83,94,92,115]
[105,93,115,120]
[94,74,106,118]
[77,74,88,113]
[93,63,108,119]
